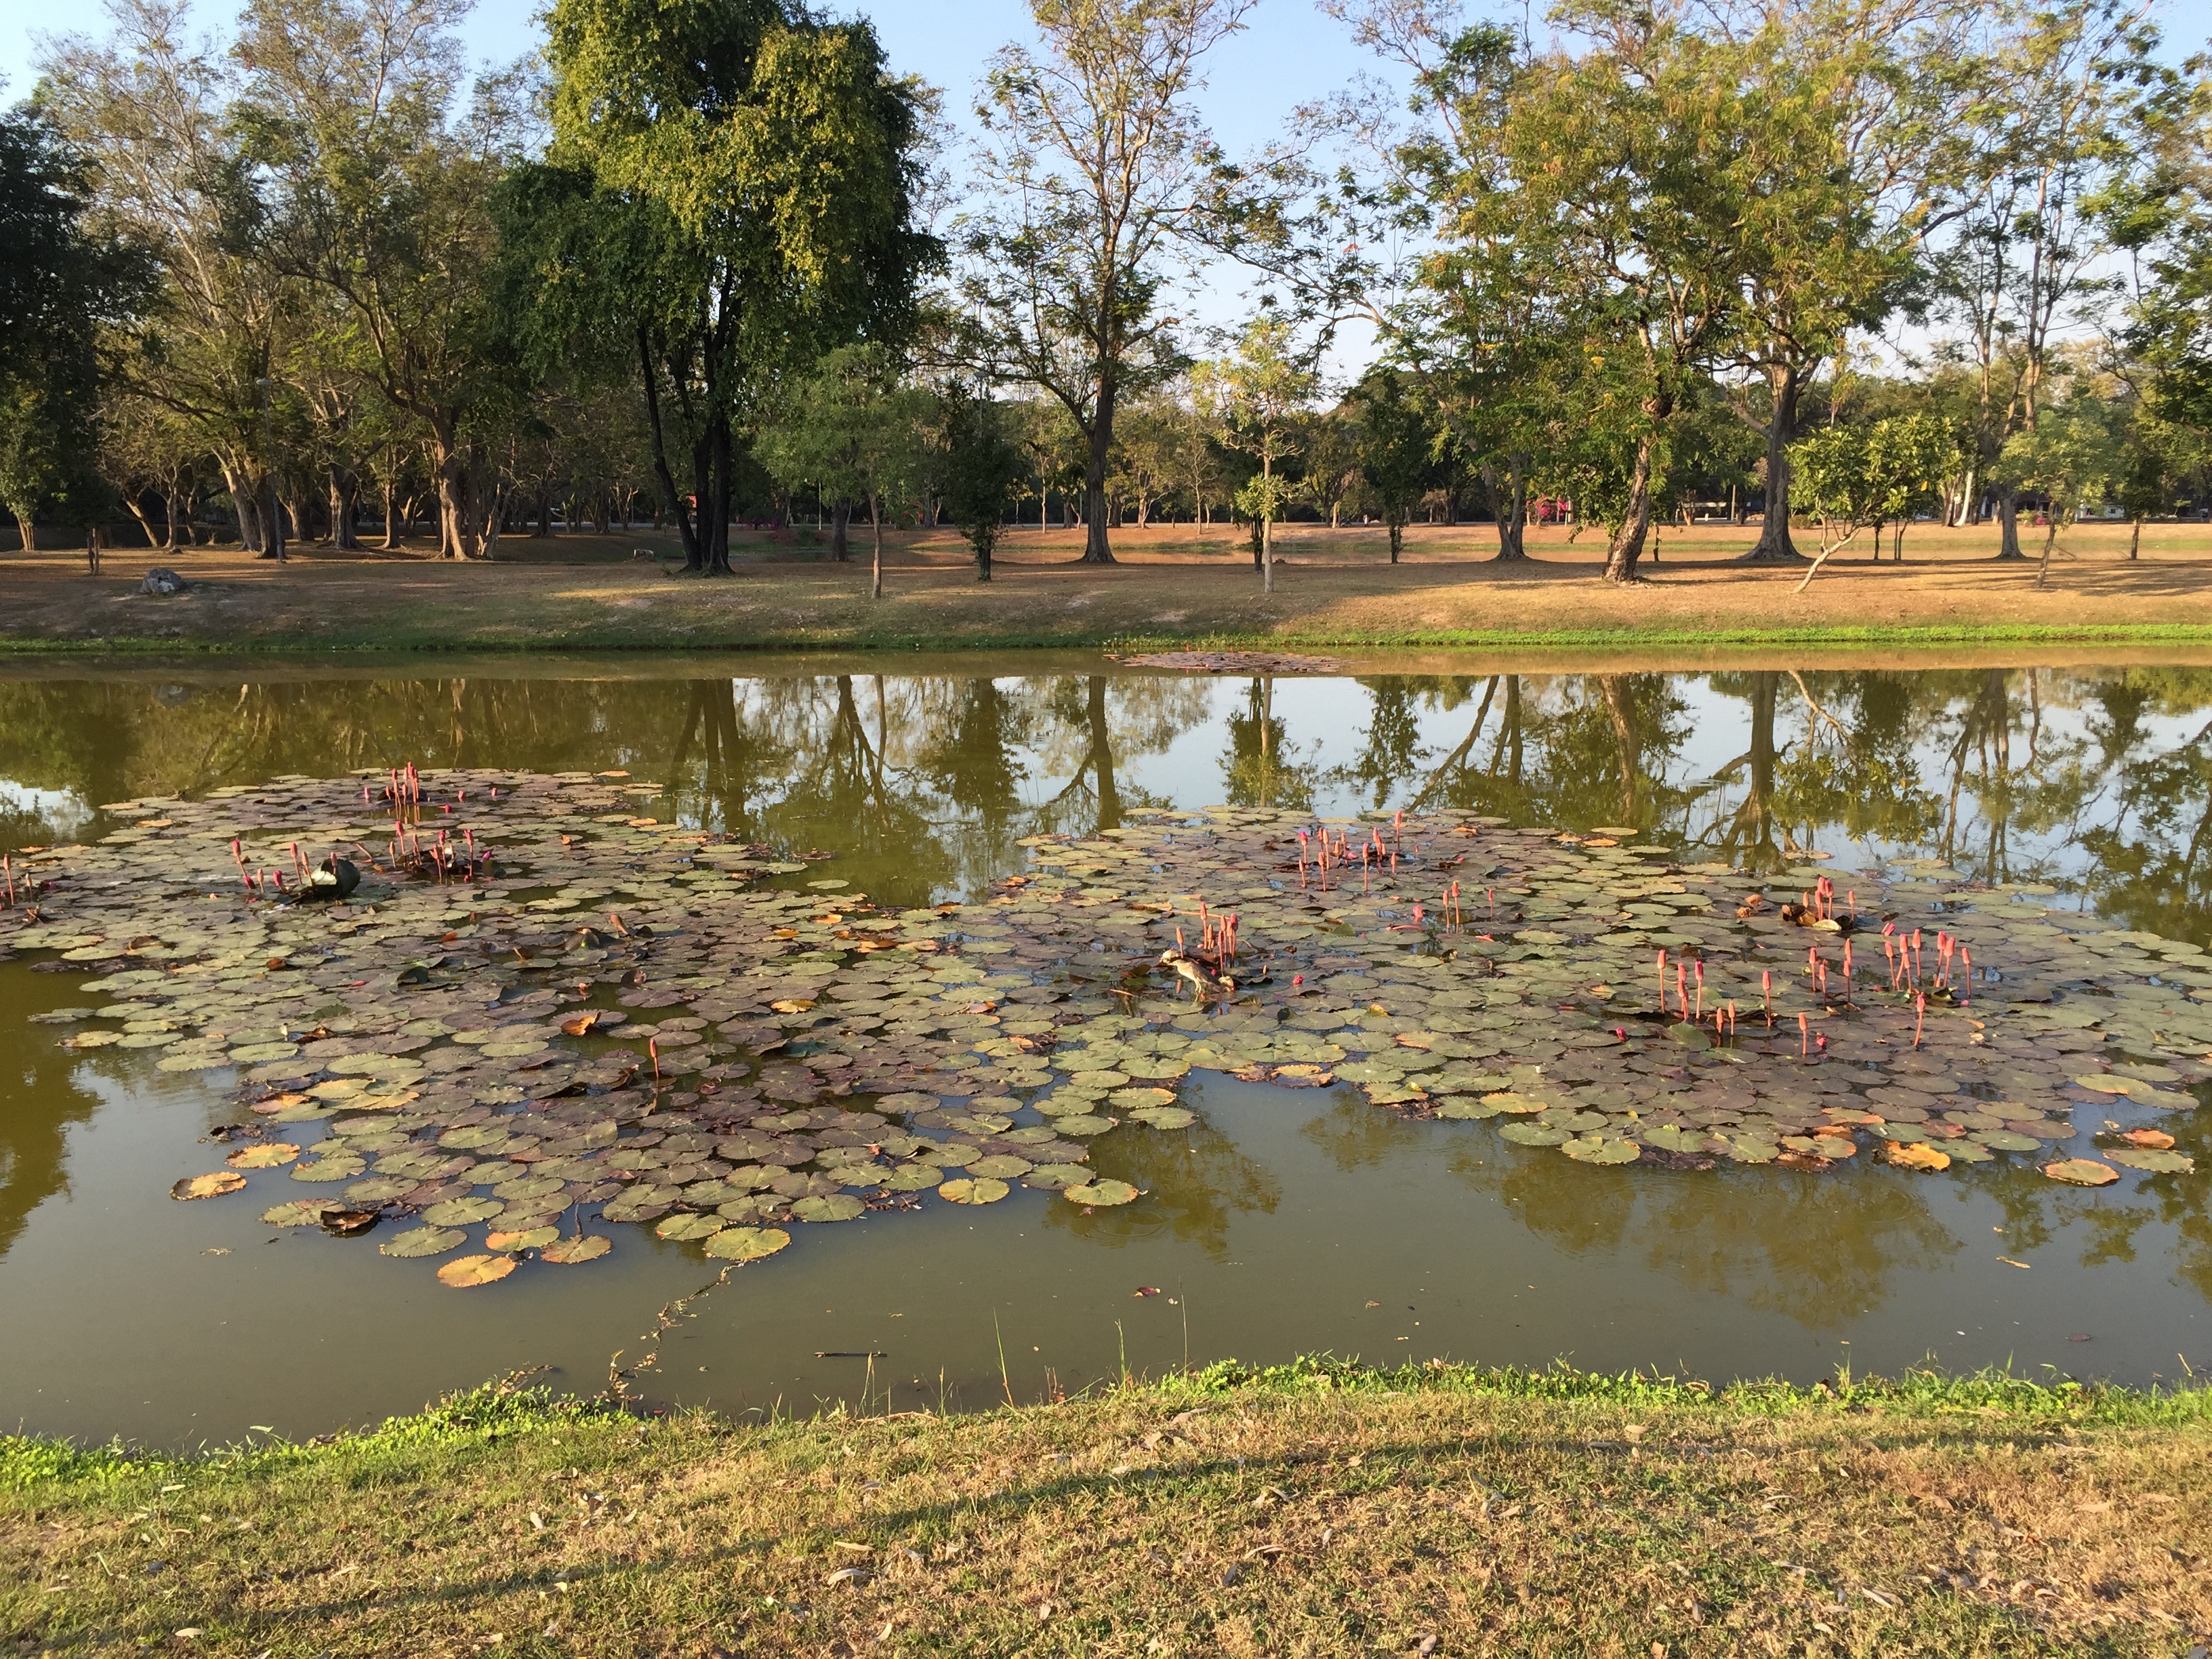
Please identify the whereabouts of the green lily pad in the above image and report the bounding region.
[1024,1163,1092,1189]
[422,1195,503,1226]
[1498,1122,1568,1146]
[968,1155,1033,1179]
[1434,1095,1503,1120]
[541,1234,611,1264]
[1561,1136,1641,1164]
[1970,1130,2044,1152]
[880,1163,943,1191]
[260,1200,331,1227]
[655,1212,724,1242]
[485,1225,560,1252]
[939,1177,1010,1204]
[288,1157,366,1183]
[379,1225,466,1258]
[1640,1125,1706,1153]
[1064,1179,1139,1206]
[343,1176,417,1204]
[1129,1107,1195,1130]
[792,1195,864,1223]
[703,1226,790,1261]
[2105,1147,2194,1173]
[1051,1115,1118,1136]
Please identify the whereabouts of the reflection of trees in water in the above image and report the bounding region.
[0,981,105,1262]
[0,672,1220,901]
[1044,1120,1282,1259]
[1443,1149,1957,1329]
[1300,1092,1427,1170]
[1224,678,1317,812]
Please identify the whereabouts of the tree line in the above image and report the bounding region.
[2,0,2209,585]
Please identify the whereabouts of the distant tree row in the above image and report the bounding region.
[5,0,2211,586]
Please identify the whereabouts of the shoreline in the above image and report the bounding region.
[7,1359,2207,1656]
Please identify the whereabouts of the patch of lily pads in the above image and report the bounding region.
[4,772,2206,1290]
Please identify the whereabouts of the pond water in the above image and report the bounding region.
[2,656,2209,1446]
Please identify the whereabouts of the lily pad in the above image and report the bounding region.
[1498,1122,1568,1147]
[1970,1130,2044,1152]
[380,1225,466,1258]
[225,1143,300,1169]
[1129,1107,1196,1130]
[968,1155,1033,1179]
[1561,1136,1641,1165]
[2104,1147,2194,1174]
[260,1200,331,1227]
[1064,1178,1139,1206]
[172,1171,246,1201]
[436,1253,516,1287]
[655,1212,724,1242]
[703,1225,790,1261]
[1887,1142,1951,1172]
[2043,1158,2120,1187]
[540,1234,612,1264]
[879,1163,943,1191]
[939,1177,1010,1204]
[1050,1114,1118,1136]
[422,1195,503,1226]
[792,1194,864,1223]
[288,1157,366,1183]
[486,1225,560,1252]
[343,1176,417,1204]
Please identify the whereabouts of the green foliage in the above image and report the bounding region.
[1347,369,1436,560]
[938,382,1027,577]
[1791,413,1963,543]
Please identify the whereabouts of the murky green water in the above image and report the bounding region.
[3,657,2208,1444]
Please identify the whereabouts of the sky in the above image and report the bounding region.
[3,0,2208,383]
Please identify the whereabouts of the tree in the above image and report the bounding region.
[1927,0,2163,560]
[954,0,1257,566]
[1202,314,1313,592]
[0,102,142,550]
[755,346,930,599]
[1993,397,2120,588]
[939,382,1027,581]
[1348,367,1433,562]
[1787,412,1956,589]
[523,0,935,575]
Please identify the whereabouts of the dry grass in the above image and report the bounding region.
[5,1364,2209,1657]
[5,520,2212,655]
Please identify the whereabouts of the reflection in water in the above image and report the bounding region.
[0,983,104,1261]
[1443,1148,1959,1330]
[1048,1118,1283,1259]
[8,665,2212,945]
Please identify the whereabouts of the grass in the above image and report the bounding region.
[7,1359,2209,1656]
[6,522,2212,657]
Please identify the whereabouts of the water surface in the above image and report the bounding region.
[2,657,2207,1443]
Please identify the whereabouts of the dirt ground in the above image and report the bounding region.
[5,519,2209,655]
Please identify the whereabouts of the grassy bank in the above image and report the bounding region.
[3,524,2211,657]
[7,1360,2209,1657]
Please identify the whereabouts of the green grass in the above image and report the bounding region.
[7,1361,2209,1656]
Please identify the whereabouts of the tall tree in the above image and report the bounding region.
[1347,366,1433,563]
[1201,313,1313,592]
[939,381,1027,581]
[519,0,935,575]
[954,0,1256,565]
[235,0,523,558]
[754,344,930,598]
[1928,0,2163,559]
[41,0,298,554]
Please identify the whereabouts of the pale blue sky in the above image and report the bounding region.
[0,0,1382,157]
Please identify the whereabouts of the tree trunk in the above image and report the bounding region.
[1086,674,1120,830]
[830,497,851,562]
[1388,514,1403,564]
[382,478,399,551]
[869,490,883,599]
[10,508,35,552]
[2129,517,2142,560]
[637,327,703,571]
[1261,448,1273,594]
[1994,492,2025,560]
[1080,387,1116,564]
[125,494,163,548]
[1481,457,1530,560]
[1741,363,1805,562]
[1603,426,1660,584]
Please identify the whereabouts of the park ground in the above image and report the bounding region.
[3,1359,2209,1658]
[3,520,2211,655]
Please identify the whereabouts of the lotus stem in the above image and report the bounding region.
[1959,946,1971,1002]
[649,1036,660,1080]
[1657,949,1668,1010]
[1762,969,1772,1025]
[1913,991,1925,1048]
[1798,1012,1809,1059]
[1694,960,1704,1019]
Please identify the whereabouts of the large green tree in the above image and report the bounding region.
[514,0,935,575]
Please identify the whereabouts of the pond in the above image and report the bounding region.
[1,654,2208,1446]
